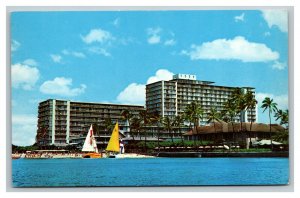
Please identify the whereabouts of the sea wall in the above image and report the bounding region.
[157,151,289,158]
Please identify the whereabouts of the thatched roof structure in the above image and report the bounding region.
[183,122,285,136]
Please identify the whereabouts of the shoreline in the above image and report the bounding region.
[12,151,288,159]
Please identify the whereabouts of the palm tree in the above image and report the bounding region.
[104,118,114,134]
[131,116,141,140]
[231,88,247,132]
[274,109,289,144]
[121,109,134,140]
[148,111,161,149]
[273,109,289,144]
[148,111,160,137]
[183,107,195,144]
[162,116,174,143]
[245,91,257,145]
[207,107,222,143]
[222,99,237,134]
[184,101,204,145]
[36,126,48,147]
[130,116,142,152]
[275,109,289,129]
[183,112,193,131]
[283,110,289,129]
[261,97,278,149]
[174,115,185,145]
[139,110,150,152]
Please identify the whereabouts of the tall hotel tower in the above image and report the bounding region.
[146,74,257,124]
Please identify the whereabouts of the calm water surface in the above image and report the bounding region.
[12,158,289,187]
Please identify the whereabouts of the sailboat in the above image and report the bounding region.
[105,122,123,158]
[82,125,102,158]
[105,122,154,158]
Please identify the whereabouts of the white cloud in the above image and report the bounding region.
[117,83,146,105]
[261,10,288,32]
[50,54,62,63]
[12,114,37,146]
[146,28,176,46]
[29,98,44,105]
[234,13,245,22]
[164,39,176,46]
[147,27,161,35]
[182,36,279,62]
[81,28,113,44]
[272,61,286,70]
[256,92,288,110]
[88,47,111,57]
[147,27,161,44]
[40,77,86,97]
[62,49,70,55]
[72,52,86,58]
[23,59,38,66]
[148,35,160,44]
[11,40,20,52]
[11,63,40,90]
[147,69,174,84]
[264,32,271,37]
[117,69,174,105]
[119,37,136,45]
[12,114,37,126]
[62,50,86,58]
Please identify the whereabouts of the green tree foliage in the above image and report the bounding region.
[261,97,278,148]
[184,101,203,143]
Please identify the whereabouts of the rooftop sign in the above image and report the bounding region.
[173,74,197,80]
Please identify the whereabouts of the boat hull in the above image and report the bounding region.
[115,153,155,158]
[82,153,102,158]
[107,154,117,158]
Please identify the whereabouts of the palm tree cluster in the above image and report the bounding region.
[222,91,288,147]
[120,108,188,151]
[222,88,258,132]
[275,109,289,129]
[183,101,204,145]
[220,88,258,144]
[161,115,185,144]
[121,109,162,152]
[116,90,288,152]
[261,97,289,147]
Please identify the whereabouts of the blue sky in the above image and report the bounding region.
[11,10,288,146]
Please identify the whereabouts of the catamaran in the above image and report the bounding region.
[82,125,102,158]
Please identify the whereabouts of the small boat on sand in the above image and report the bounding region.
[105,122,154,158]
[12,154,20,159]
[105,122,121,158]
[82,125,102,158]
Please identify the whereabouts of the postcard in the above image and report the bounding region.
[11,9,289,187]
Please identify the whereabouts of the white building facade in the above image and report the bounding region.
[146,74,257,124]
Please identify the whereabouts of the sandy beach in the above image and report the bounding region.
[12,152,155,159]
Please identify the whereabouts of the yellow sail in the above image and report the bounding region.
[106,122,120,152]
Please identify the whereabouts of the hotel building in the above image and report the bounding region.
[146,74,257,124]
[36,99,145,146]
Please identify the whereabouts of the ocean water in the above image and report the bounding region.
[12,158,289,187]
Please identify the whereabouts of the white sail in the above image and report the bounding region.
[82,125,98,152]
